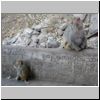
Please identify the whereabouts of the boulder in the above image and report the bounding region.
[32,30,40,35]
[87,37,98,48]
[47,37,60,48]
[23,28,33,38]
[39,42,46,48]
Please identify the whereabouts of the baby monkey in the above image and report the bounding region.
[14,59,31,82]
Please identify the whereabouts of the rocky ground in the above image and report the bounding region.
[1,14,98,49]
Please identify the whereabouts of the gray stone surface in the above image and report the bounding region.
[1,45,98,86]
[87,37,98,48]
[89,14,98,34]
[2,78,77,86]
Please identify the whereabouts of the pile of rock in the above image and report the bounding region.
[2,14,98,49]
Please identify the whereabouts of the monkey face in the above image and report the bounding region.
[16,60,23,65]
[72,17,83,30]
[14,60,23,69]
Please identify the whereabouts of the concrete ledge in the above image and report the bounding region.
[1,45,98,86]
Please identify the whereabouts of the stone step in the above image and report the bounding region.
[2,78,79,86]
[2,45,98,86]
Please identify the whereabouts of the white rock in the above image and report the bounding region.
[87,37,98,48]
[13,36,31,46]
[41,28,48,34]
[33,24,42,32]
[32,30,40,35]
[23,28,33,38]
[47,36,60,48]
[32,22,48,32]
[38,34,48,43]
[2,32,21,45]
[31,35,39,43]
[24,28,33,34]
[89,14,98,34]
[2,37,11,45]
[39,42,46,48]
[29,42,38,47]
[10,32,21,43]
[44,18,49,24]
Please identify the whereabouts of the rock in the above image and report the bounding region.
[47,36,60,48]
[59,23,68,31]
[87,37,98,48]
[10,33,20,43]
[44,18,49,25]
[34,38,39,44]
[41,28,48,34]
[39,42,46,48]
[29,42,38,47]
[33,24,42,32]
[32,30,40,35]
[13,36,31,46]
[23,28,33,34]
[89,14,98,34]
[63,18,68,23]
[32,21,48,32]
[11,28,33,46]
[57,29,64,36]
[2,37,12,45]
[31,35,39,43]
[38,34,48,43]
[23,28,33,38]
[2,32,21,45]
[83,23,90,28]
[29,35,39,47]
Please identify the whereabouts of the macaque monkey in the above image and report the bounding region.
[14,60,31,81]
[62,17,87,51]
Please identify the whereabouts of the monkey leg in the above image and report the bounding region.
[16,76,21,80]
[63,42,67,48]
[63,42,72,50]
[81,38,87,49]
[24,80,30,84]
[62,41,68,48]
[71,42,81,51]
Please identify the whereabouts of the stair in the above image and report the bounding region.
[2,45,98,86]
[2,78,79,86]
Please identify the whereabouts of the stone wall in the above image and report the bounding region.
[1,45,98,86]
